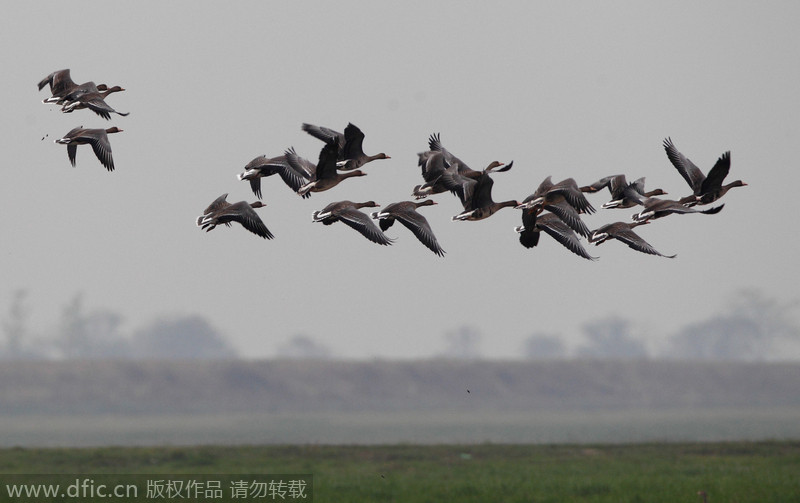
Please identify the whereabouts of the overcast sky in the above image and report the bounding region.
[2,1,798,359]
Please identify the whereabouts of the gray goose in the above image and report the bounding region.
[451,170,518,221]
[301,122,389,170]
[589,221,676,258]
[412,150,451,199]
[370,200,445,256]
[196,193,273,239]
[663,137,746,206]
[428,132,512,182]
[312,201,393,245]
[237,147,313,199]
[515,176,593,237]
[54,126,122,171]
[516,176,595,215]
[515,210,596,260]
[432,132,513,209]
[38,69,108,104]
[297,140,366,196]
[338,123,390,170]
[581,175,667,209]
[631,197,724,222]
[60,87,129,120]
[414,144,508,199]
[60,85,125,111]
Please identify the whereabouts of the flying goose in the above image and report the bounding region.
[38,69,108,104]
[515,177,593,237]
[589,221,676,258]
[312,200,393,245]
[297,140,366,196]
[631,197,724,222]
[196,193,273,239]
[581,175,667,209]
[370,200,445,256]
[238,148,313,199]
[338,123,390,170]
[515,210,597,260]
[54,126,122,171]
[450,169,518,221]
[301,122,390,170]
[516,176,595,215]
[663,137,746,206]
[60,88,129,120]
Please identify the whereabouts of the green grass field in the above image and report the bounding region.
[1,442,798,502]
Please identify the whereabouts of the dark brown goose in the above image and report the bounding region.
[581,175,667,208]
[237,147,312,199]
[415,143,509,200]
[38,69,108,104]
[196,193,273,239]
[516,176,595,214]
[297,140,366,196]
[589,221,676,258]
[412,150,451,199]
[631,197,724,222]
[312,200,393,245]
[428,132,512,182]
[337,123,390,170]
[515,176,593,237]
[370,200,445,256]
[60,87,129,120]
[451,170,518,221]
[515,193,591,238]
[515,210,596,260]
[663,137,746,206]
[54,126,122,171]
[61,85,125,111]
[433,133,513,210]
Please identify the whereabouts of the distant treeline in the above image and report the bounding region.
[1,359,799,416]
[2,289,799,361]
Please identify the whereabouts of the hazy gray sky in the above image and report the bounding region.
[3,1,798,359]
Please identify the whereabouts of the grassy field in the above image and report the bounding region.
[4,407,800,447]
[0,442,798,502]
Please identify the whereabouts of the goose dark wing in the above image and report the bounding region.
[537,214,597,260]
[87,130,115,171]
[517,209,541,249]
[313,140,340,180]
[66,144,78,167]
[611,226,675,258]
[83,97,128,120]
[700,151,731,194]
[226,202,273,239]
[663,137,705,193]
[301,123,344,154]
[468,173,496,210]
[342,123,366,159]
[336,206,394,245]
[542,199,591,237]
[394,208,445,256]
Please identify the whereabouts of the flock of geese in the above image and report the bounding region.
[39,69,747,260]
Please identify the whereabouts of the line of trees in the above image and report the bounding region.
[0,291,237,360]
[2,289,798,361]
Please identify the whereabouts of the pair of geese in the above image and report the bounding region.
[39,69,128,171]
[198,125,746,260]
